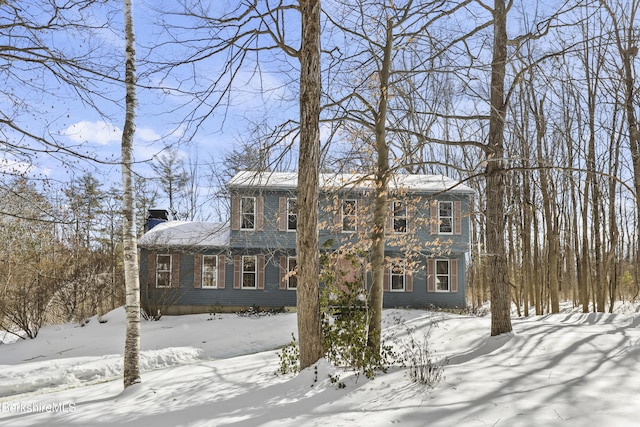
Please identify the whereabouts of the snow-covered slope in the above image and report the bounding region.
[1,306,639,426]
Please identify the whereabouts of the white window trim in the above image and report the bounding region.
[286,257,297,290]
[342,199,358,233]
[287,198,297,232]
[202,255,218,289]
[435,259,450,293]
[240,197,256,230]
[438,201,454,235]
[392,201,407,234]
[390,262,406,292]
[242,255,257,289]
[156,254,172,288]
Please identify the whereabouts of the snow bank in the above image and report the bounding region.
[0,347,204,398]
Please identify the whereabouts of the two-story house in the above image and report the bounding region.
[138,171,474,314]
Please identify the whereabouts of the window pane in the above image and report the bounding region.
[243,273,256,288]
[436,260,449,274]
[436,275,449,291]
[394,218,407,233]
[391,274,404,290]
[243,257,256,271]
[157,255,171,271]
[439,218,452,233]
[439,202,452,217]
[157,271,171,288]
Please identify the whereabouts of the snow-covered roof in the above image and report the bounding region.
[227,171,475,194]
[138,221,230,248]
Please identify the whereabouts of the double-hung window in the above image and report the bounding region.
[287,198,297,231]
[342,199,357,232]
[241,197,256,230]
[436,260,450,292]
[156,254,171,288]
[390,262,405,291]
[392,201,407,233]
[202,255,218,288]
[242,256,257,289]
[438,201,453,234]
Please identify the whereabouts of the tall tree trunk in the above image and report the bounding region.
[367,18,393,357]
[122,0,141,388]
[296,0,323,371]
[486,0,512,336]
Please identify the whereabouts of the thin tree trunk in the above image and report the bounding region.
[122,0,141,388]
[296,0,323,371]
[368,18,393,357]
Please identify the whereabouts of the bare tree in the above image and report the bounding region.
[323,0,478,354]
[153,0,325,369]
[151,149,189,220]
[599,0,640,299]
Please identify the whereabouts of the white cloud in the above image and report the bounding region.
[136,127,161,142]
[62,120,122,145]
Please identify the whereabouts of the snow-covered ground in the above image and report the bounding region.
[1,304,640,426]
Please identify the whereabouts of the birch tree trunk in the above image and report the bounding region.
[122,0,141,388]
[296,0,324,371]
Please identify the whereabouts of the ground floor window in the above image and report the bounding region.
[242,256,257,289]
[390,262,405,291]
[436,260,450,292]
[202,255,218,288]
[156,254,171,288]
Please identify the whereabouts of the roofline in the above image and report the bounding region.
[227,171,476,195]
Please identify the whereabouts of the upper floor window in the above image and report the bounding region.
[156,254,172,288]
[241,197,256,230]
[242,255,257,289]
[390,262,405,291]
[438,201,453,234]
[342,199,357,232]
[202,255,218,288]
[392,201,407,233]
[436,260,450,292]
[287,257,298,289]
[287,198,297,231]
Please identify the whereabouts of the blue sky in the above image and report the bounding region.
[0,0,302,221]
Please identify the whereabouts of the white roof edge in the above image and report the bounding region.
[227,171,475,194]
